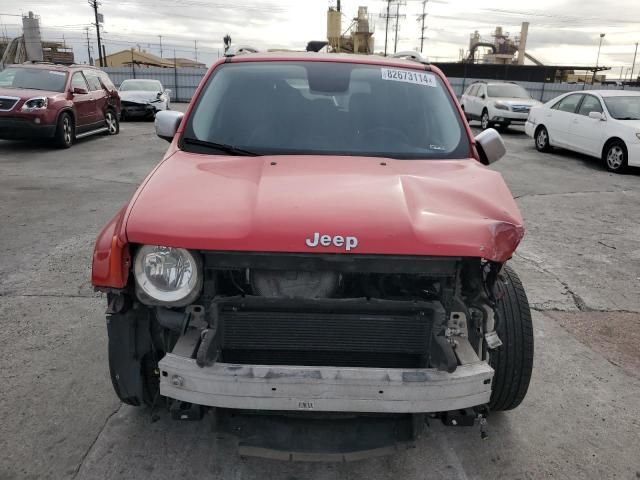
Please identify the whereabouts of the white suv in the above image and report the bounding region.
[460,81,541,130]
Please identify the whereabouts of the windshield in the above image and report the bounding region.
[603,96,640,120]
[0,67,67,92]
[487,84,530,99]
[182,62,469,159]
[120,80,162,92]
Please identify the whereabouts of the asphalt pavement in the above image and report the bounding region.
[0,107,639,479]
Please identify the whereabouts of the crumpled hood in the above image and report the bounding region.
[119,90,158,104]
[125,153,524,262]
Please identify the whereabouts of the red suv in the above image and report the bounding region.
[93,52,533,460]
[0,62,120,148]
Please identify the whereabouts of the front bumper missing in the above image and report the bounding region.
[159,355,493,413]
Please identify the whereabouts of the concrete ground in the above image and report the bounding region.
[0,107,639,479]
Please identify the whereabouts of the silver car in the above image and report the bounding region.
[119,79,171,120]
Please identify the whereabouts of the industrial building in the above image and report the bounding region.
[0,12,74,66]
[327,2,375,54]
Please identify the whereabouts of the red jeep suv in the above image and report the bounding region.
[93,52,533,460]
[0,62,120,148]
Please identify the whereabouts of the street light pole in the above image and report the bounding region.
[593,33,605,85]
[631,42,638,84]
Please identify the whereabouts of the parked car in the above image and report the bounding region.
[460,81,542,130]
[0,62,120,148]
[118,79,170,120]
[92,51,533,460]
[526,90,640,173]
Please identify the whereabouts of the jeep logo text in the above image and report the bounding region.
[305,232,358,251]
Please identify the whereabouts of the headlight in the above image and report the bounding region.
[494,102,510,111]
[21,96,48,111]
[134,245,202,306]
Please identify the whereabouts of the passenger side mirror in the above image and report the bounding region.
[475,128,506,165]
[157,91,163,98]
[73,87,88,95]
[588,111,606,121]
[155,110,184,142]
[480,93,486,99]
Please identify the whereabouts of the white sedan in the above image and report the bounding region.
[525,90,640,173]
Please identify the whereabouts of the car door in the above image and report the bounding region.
[460,84,474,117]
[545,93,583,148]
[567,94,606,156]
[84,70,107,128]
[70,72,94,131]
[474,84,487,118]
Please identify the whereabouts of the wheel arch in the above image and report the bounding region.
[55,107,75,126]
[601,136,627,159]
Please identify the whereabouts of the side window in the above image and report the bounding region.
[84,71,103,91]
[478,85,486,98]
[71,72,88,91]
[469,85,479,96]
[555,94,583,113]
[465,84,476,96]
[99,72,116,91]
[577,95,603,116]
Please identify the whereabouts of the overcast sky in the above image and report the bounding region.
[2,0,639,77]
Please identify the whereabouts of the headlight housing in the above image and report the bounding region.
[21,96,48,111]
[133,245,202,306]
[494,101,510,111]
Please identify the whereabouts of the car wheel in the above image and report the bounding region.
[105,110,119,135]
[480,110,490,130]
[107,307,161,407]
[535,126,551,152]
[54,112,74,149]
[489,266,534,411]
[603,140,628,173]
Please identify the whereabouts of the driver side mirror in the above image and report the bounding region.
[73,87,88,95]
[155,110,184,142]
[475,128,506,165]
[588,111,606,121]
[480,93,486,99]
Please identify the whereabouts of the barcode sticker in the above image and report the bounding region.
[381,68,437,87]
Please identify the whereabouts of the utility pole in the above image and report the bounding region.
[84,27,92,65]
[417,0,428,53]
[393,1,406,54]
[194,39,198,63]
[88,0,103,67]
[593,33,605,85]
[384,0,390,56]
[631,42,638,83]
[159,35,163,58]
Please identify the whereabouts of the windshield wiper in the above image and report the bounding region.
[182,137,259,156]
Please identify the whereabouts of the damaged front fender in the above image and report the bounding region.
[92,206,130,289]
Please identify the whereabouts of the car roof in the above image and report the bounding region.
[10,62,99,73]
[592,90,640,97]
[121,79,160,83]
[227,51,436,71]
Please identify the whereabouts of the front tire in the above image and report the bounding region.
[603,140,628,173]
[535,126,551,152]
[480,109,490,130]
[54,112,74,148]
[489,266,534,411]
[105,110,119,135]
